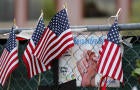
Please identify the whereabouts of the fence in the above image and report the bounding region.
[0,23,139,90]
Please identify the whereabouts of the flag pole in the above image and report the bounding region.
[109,8,121,21]
[63,2,67,9]
[63,2,68,13]
[37,10,43,90]
[13,18,16,26]
[7,75,11,90]
[37,73,41,90]
[7,18,16,90]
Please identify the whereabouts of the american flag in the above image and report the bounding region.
[33,9,74,65]
[22,13,49,78]
[0,27,19,86]
[97,21,123,85]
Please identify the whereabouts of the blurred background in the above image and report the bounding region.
[0,0,139,28]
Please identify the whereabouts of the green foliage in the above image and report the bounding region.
[136,59,140,68]
[41,0,56,22]
[132,59,140,77]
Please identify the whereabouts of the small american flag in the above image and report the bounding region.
[97,21,123,85]
[22,13,49,78]
[33,9,74,65]
[0,27,19,86]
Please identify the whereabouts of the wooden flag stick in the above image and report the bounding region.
[115,8,122,21]
[13,18,16,26]
[37,74,41,90]
[98,84,100,90]
[63,2,68,13]
[116,8,122,18]
[41,9,44,16]
[34,9,44,28]
[110,8,122,21]
[63,2,67,9]
[7,75,11,90]
[107,8,122,25]
[38,74,41,85]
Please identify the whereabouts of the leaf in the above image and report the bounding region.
[136,59,140,68]
[132,59,140,77]
[133,68,140,75]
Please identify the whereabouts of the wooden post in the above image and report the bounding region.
[56,0,83,25]
[14,0,28,27]
[116,0,132,23]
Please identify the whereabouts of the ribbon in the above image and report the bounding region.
[100,75,107,90]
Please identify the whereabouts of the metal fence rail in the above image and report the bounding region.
[0,23,140,34]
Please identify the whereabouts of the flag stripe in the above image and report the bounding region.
[31,53,36,76]
[101,42,114,74]
[33,28,51,57]
[22,14,49,78]
[35,58,41,73]
[2,61,18,85]
[1,54,18,85]
[34,28,56,61]
[44,40,74,65]
[105,44,119,76]
[42,30,73,65]
[22,51,33,78]
[111,52,121,78]
[0,48,17,75]
[97,21,123,85]
[22,39,47,78]
[0,49,17,76]
[0,48,18,86]
[34,29,74,66]
[97,40,108,72]
[46,36,73,60]
[114,57,122,79]
[102,42,116,75]
[0,50,8,68]
[0,28,19,86]
[117,65,123,81]
[98,40,111,73]
[23,41,34,77]
[108,48,121,76]
[33,9,74,70]
[0,50,6,66]
[55,38,74,58]
[43,30,72,59]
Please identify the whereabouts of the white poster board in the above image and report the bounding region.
[59,31,120,87]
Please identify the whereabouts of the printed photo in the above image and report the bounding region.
[59,31,120,87]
